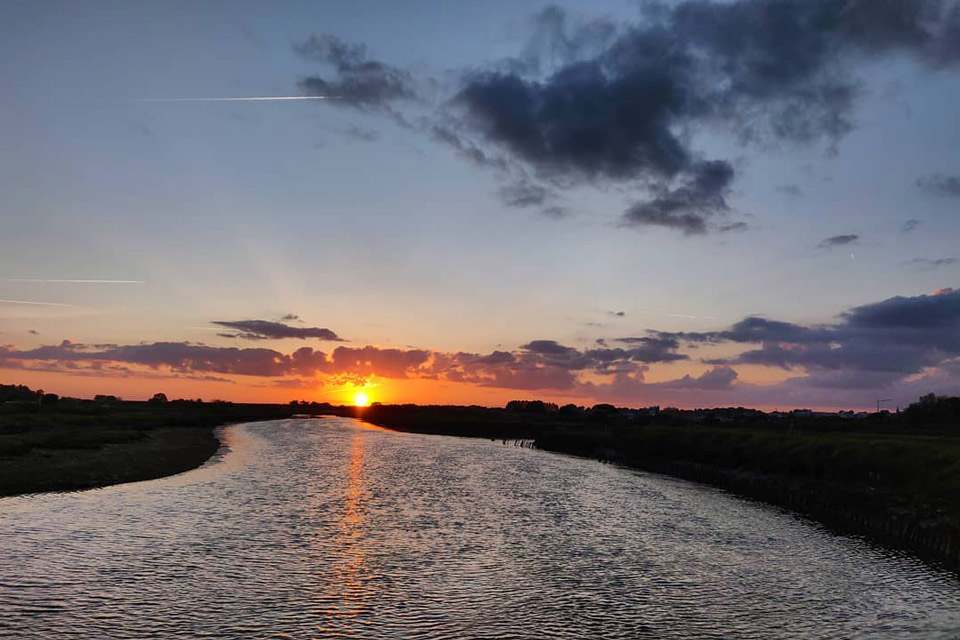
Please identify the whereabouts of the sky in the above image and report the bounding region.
[1,0,959,410]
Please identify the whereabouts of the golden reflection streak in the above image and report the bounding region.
[314,433,377,634]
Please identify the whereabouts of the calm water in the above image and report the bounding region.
[2,418,959,639]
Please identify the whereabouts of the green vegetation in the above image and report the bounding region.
[0,386,297,496]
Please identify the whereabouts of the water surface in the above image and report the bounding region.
[2,418,959,639]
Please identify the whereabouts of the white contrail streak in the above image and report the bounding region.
[2,278,144,284]
[136,96,333,103]
[0,299,72,307]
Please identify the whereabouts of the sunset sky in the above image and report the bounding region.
[2,0,959,409]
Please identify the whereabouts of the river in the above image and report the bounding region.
[2,418,959,639]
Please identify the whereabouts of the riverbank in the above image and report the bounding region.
[0,400,296,496]
[355,404,960,572]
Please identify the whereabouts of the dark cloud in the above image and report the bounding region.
[818,233,858,248]
[916,174,960,198]
[657,289,960,385]
[280,314,300,322]
[289,3,960,236]
[456,60,696,184]
[28,329,39,335]
[901,218,922,233]
[777,184,804,197]
[622,160,735,234]
[608,311,626,317]
[905,257,958,269]
[295,34,418,110]
[212,320,345,341]
[448,0,960,231]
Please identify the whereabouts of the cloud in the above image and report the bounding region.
[621,160,736,234]
[658,289,960,383]
[288,2,960,236]
[718,221,749,233]
[901,218,922,233]
[448,1,960,229]
[916,174,960,198]
[5,289,959,406]
[330,345,431,378]
[295,34,418,110]
[429,125,508,170]
[905,257,958,270]
[498,180,554,208]
[28,329,39,335]
[659,365,739,390]
[777,184,804,197]
[818,233,859,248]
[213,320,345,341]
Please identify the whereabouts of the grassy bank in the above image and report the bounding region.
[357,404,960,572]
[0,399,297,496]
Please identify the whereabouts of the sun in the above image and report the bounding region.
[353,391,370,407]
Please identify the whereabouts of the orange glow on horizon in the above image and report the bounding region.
[352,391,370,407]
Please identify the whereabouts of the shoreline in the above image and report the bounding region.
[533,437,960,573]
[0,402,297,498]
[0,426,221,497]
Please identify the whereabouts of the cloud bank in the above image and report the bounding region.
[4,289,959,408]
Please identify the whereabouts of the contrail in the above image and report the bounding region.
[2,278,144,284]
[0,299,72,307]
[136,96,333,103]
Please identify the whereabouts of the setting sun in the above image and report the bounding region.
[353,391,370,407]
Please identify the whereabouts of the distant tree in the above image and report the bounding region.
[41,393,59,407]
[149,392,169,404]
[905,394,960,426]
[558,403,584,419]
[0,384,42,403]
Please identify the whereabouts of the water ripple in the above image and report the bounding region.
[1,418,959,639]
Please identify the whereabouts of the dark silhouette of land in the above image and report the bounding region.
[0,385,297,495]
[3,383,958,571]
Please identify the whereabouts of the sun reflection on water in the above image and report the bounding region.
[313,433,378,635]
